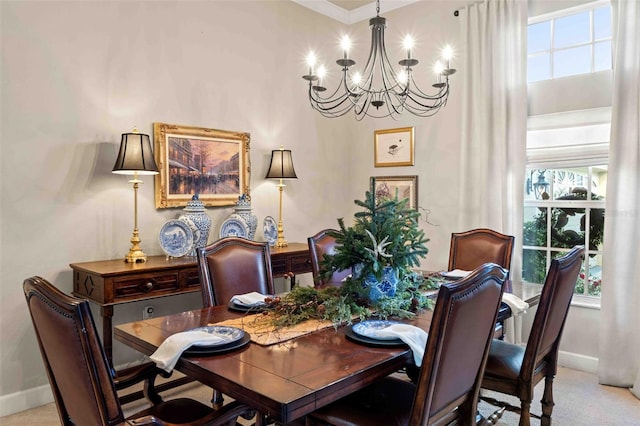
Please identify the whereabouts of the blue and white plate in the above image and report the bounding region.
[159,219,194,257]
[352,320,404,341]
[263,216,277,247]
[220,216,249,239]
[188,326,245,348]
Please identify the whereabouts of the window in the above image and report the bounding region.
[523,166,606,297]
[528,2,612,83]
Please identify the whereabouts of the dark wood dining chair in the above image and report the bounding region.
[23,275,251,426]
[197,237,275,307]
[480,245,585,426]
[308,229,350,288]
[196,237,275,409]
[448,228,515,278]
[306,263,508,426]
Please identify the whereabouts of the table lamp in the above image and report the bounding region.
[112,129,159,263]
[265,146,297,248]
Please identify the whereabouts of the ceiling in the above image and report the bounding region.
[293,0,418,24]
[327,1,373,11]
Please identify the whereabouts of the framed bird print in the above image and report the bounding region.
[374,127,414,167]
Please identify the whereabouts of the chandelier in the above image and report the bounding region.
[302,0,456,120]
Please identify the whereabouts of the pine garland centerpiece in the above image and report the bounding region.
[266,180,434,328]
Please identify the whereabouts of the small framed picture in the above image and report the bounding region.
[371,175,418,210]
[153,122,251,208]
[374,127,414,167]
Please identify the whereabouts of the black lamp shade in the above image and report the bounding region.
[112,132,159,175]
[265,149,297,179]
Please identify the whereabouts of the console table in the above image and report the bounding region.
[70,242,312,368]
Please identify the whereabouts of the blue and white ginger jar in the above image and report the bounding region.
[178,194,211,256]
[234,194,257,240]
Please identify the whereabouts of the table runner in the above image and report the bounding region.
[214,313,337,345]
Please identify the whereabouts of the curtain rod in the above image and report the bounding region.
[453,0,486,16]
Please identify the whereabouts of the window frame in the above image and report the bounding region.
[525,107,610,307]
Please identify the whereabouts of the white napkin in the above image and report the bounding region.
[502,293,529,316]
[368,324,429,367]
[150,330,225,373]
[230,291,268,307]
[502,293,529,344]
[440,269,471,279]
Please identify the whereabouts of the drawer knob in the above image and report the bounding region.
[144,282,154,291]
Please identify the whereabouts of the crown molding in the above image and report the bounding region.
[292,0,419,24]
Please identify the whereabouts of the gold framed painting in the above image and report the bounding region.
[374,127,414,167]
[371,175,418,210]
[153,122,251,208]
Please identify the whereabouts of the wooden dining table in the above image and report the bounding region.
[114,305,433,424]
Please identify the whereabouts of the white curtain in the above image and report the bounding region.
[458,0,528,283]
[598,0,640,400]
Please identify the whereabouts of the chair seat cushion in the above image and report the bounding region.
[310,377,415,426]
[484,339,525,381]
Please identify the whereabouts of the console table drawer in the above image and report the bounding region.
[113,272,180,298]
[290,254,312,274]
[183,268,201,289]
[271,258,288,276]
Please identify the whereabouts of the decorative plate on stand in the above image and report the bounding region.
[263,216,277,247]
[159,219,194,257]
[220,214,249,239]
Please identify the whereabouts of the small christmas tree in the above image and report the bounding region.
[322,178,429,282]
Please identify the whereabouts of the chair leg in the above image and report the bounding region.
[519,399,532,426]
[212,389,224,409]
[540,375,555,426]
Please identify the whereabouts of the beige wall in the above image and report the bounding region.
[0,0,466,414]
[1,0,610,416]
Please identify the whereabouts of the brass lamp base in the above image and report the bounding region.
[275,184,288,248]
[124,230,148,263]
[275,225,288,248]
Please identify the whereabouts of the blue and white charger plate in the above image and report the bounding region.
[187,326,245,347]
[352,320,404,340]
[220,215,249,239]
[263,216,277,247]
[159,219,194,257]
[345,320,406,347]
[183,326,251,355]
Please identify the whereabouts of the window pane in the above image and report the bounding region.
[552,168,588,200]
[589,208,605,251]
[528,21,551,53]
[594,7,612,40]
[592,166,607,200]
[594,41,612,71]
[551,207,586,248]
[554,45,591,78]
[528,53,551,82]
[587,253,603,296]
[574,254,602,296]
[523,248,547,284]
[524,206,547,246]
[554,11,590,48]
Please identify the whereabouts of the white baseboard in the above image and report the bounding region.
[0,383,53,418]
[558,350,599,374]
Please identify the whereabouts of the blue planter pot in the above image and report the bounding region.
[354,265,398,302]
